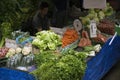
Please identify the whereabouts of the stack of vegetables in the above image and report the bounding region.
[78,3,114,44]
[62,28,79,48]
[31,50,88,80]
[32,31,61,52]
[97,19,115,35]
[6,47,34,68]
[31,30,91,80]
[80,3,114,28]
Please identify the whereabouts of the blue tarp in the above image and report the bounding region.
[83,36,120,80]
[0,68,35,80]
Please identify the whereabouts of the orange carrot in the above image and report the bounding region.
[62,28,79,48]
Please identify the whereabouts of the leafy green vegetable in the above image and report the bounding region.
[32,31,62,52]
[34,51,61,66]
[0,22,12,47]
[1,22,12,38]
[32,49,87,80]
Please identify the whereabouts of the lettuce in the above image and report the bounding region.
[32,31,61,52]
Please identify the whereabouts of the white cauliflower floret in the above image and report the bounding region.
[22,46,32,55]
[6,48,16,57]
[16,47,22,53]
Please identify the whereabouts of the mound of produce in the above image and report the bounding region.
[32,31,61,52]
[62,28,79,48]
[97,19,115,35]
[31,50,88,80]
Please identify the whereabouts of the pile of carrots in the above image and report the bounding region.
[62,28,79,48]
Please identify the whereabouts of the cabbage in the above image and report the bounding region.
[32,31,61,52]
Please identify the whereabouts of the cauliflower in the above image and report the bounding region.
[16,47,22,53]
[6,48,16,57]
[22,46,32,55]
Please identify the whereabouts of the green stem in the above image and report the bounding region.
[0,37,5,48]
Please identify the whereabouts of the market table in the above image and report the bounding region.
[83,36,120,80]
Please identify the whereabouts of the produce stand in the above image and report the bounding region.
[1,35,120,80]
[0,28,119,80]
[1,1,120,80]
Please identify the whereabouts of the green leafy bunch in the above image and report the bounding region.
[31,50,87,80]
[32,31,62,52]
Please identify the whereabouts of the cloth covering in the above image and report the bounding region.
[0,68,35,80]
[83,36,120,80]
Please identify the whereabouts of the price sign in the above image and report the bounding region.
[90,20,97,38]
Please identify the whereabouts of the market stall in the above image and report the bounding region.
[1,1,120,80]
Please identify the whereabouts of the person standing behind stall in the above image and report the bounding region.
[32,1,50,32]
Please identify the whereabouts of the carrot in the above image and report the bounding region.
[62,28,79,48]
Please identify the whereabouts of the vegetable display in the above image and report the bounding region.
[80,3,114,28]
[62,28,79,48]
[6,47,34,68]
[6,47,32,58]
[32,31,61,52]
[31,50,87,80]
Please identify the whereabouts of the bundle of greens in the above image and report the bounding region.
[31,50,88,80]
[0,22,12,47]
